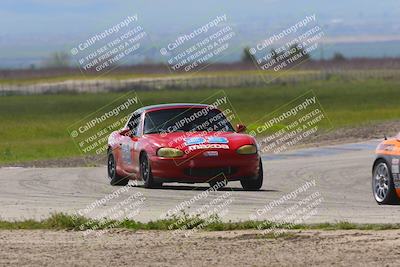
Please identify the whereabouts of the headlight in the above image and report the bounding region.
[236,144,257,155]
[157,148,184,158]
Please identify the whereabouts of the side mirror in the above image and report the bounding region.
[119,128,133,137]
[236,124,246,133]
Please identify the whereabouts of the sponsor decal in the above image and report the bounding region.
[185,136,229,146]
[188,144,229,150]
[392,158,400,188]
[392,158,400,174]
[207,136,229,144]
[185,137,206,146]
[393,173,400,188]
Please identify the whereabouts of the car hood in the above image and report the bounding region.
[143,131,256,151]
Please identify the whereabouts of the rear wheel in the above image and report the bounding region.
[372,160,398,204]
[241,159,263,191]
[140,152,162,188]
[108,151,129,186]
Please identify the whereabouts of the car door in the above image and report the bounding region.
[120,112,141,174]
[129,112,143,177]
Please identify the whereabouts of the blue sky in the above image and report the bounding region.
[0,0,399,67]
[1,0,398,35]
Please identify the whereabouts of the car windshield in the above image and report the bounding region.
[144,107,235,134]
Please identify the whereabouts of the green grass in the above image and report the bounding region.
[1,78,400,164]
[1,213,399,232]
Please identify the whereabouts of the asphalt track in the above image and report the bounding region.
[1,140,399,223]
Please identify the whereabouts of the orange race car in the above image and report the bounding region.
[373,133,400,204]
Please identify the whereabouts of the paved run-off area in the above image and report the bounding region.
[2,140,400,266]
[1,140,399,224]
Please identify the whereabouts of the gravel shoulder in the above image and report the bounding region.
[1,229,400,266]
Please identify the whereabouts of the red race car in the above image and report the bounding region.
[107,103,263,190]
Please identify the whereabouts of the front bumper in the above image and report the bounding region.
[150,150,260,183]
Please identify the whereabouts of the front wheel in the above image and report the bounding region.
[372,160,398,204]
[140,152,162,188]
[241,159,263,191]
[108,151,129,186]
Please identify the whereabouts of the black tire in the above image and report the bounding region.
[241,159,263,191]
[107,151,129,186]
[140,152,162,188]
[372,160,398,205]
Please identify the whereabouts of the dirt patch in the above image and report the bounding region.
[1,229,400,266]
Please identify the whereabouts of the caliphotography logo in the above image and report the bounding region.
[160,14,237,73]
[67,91,143,166]
[1,1,400,267]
